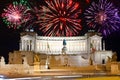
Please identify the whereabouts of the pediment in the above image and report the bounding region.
[21,35,34,40]
[90,34,102,39]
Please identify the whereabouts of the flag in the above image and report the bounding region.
[47,42,50,49]
[90,42,96,53]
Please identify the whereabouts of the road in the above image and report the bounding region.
[3,75,83,80]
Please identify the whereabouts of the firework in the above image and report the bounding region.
[84,0,120,36]
[1,0,32,29]
[86,0,90,4]
[36,0,82,36]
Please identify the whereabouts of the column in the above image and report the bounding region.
[19,40,22,51]
[39,42,41,52]
[85,40,87,52]
[99,40,101,50]
[32,40,34,51]
[31,40,34,51]
[30,40,32,51]
[35,41,40,52]
[23,40,25,51]
[25,40,27,51]
[21,40,23,51]
[96,40,99,51]
[27,40,29,51]
[31,39,34,51]
[29,40,31,51]
[103,40,105,51]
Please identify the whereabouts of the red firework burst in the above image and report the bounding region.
[36,0,82,36]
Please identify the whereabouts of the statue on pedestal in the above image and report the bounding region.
[34,54,40,62]
[107,56,111,63]
[1,56,5,62]
[61,39,69,66]
[111,52,117,62]
[33,54,40,71]
[62,39,67,55]
[107,52,117,63]
[0,56,5,66]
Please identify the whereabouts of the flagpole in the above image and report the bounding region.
[46,38,50,69]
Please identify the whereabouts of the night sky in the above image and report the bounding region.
[0,0,120,63]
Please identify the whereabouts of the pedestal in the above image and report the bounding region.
[111,62,119,74]
[34,62,40,72]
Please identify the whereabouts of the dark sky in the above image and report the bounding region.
[0,0,120,63]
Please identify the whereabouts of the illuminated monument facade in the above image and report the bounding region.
[20,31,102,55]
[1,30,118,76]
[16,30,113,66]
